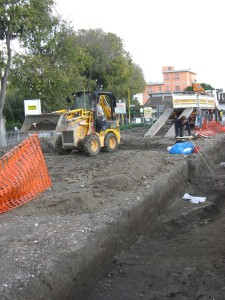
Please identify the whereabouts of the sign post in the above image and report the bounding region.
[128,89,131,124]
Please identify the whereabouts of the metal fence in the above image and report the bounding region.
[0,130,56,147]
[3,130,29,147]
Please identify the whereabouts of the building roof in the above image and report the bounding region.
[143,93,173,107]
[143,96,162,107]
[162,69,196,74]
[146,82,164,85]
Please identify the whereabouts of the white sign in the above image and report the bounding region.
[135,118,141,124]
[115,102,126,114]
[24,99,41,115]
[144,107,152,119]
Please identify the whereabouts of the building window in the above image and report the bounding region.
[166,86,170,92]
[147,87,152,93]
[159,87,161,92]
[175,86,180,91]
[174,73,180,79]
[164,74,169,80]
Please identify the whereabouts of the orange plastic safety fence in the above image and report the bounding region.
[0,134,52,214]
[195,120,225,137]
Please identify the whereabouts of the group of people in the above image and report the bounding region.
[97,99,193,138]
[174,108,223,138]
[96,100,222,138]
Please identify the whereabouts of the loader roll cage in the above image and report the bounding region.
[70,91,117,121]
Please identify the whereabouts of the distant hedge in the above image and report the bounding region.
[120,123,151,131]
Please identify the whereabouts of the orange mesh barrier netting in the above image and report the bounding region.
[195,120,225,137]
[0,134,52,214]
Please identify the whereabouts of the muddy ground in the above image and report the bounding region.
[19,126,186,218]
[1,126,225,299]
[83,159,225,300]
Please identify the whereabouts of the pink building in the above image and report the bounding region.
[143,66,197,105]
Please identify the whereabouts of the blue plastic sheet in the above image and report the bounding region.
[169,142,194,155]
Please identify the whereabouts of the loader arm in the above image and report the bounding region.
[99,95,111,120]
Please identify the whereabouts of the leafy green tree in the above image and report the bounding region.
[130,98,142,117]
[0,0,56,145]
[10,27,146,112]
[127,64,146,98]
[11,51,87,111]
[3,87,24,129]
[75,29,146,98]
[10,24,95,111]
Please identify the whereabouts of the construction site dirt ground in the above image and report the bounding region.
[1,126,225,299]
[84,142,225,300]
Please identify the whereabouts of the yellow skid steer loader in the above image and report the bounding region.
[21,91,120,156]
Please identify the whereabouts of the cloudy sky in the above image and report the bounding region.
[55,0,224,90]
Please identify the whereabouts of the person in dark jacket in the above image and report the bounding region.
[175,116,191,137]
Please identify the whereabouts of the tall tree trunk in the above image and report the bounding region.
[0,32,12,146]
[0,116,6,146]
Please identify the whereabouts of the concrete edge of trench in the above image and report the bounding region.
[2,135,225,300]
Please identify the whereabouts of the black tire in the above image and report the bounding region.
[77,140,84,152]
[83,134,100,156]
[55,135,72,155]
[104,132,118,152]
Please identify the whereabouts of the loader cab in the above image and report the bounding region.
[71,92,93,111]
[71,91,118,134]
[71,91,117,122]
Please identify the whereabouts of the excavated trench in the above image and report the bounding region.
[1,133,225,300]
[82,138,225,299]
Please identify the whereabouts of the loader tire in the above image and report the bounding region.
[83,134,100,156]
[55,135,72,155]
[77,140,84,152]
[104,132,118,152]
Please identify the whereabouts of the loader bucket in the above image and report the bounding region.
[21,113,61,132]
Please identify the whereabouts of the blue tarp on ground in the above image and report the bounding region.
[169,142,194,155]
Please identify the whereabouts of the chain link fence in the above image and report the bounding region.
[4,130,29,147]
[0,130,56,148]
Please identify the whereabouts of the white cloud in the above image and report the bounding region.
[55,0,225,90]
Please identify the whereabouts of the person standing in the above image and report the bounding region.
[195,108,203,128]
[96,100,105,132]
[219,110,223,123]
[175,116,191,137]
[97,102,105,118]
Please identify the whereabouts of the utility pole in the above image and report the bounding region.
[128,88,131,124]
[197,91,200,108]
